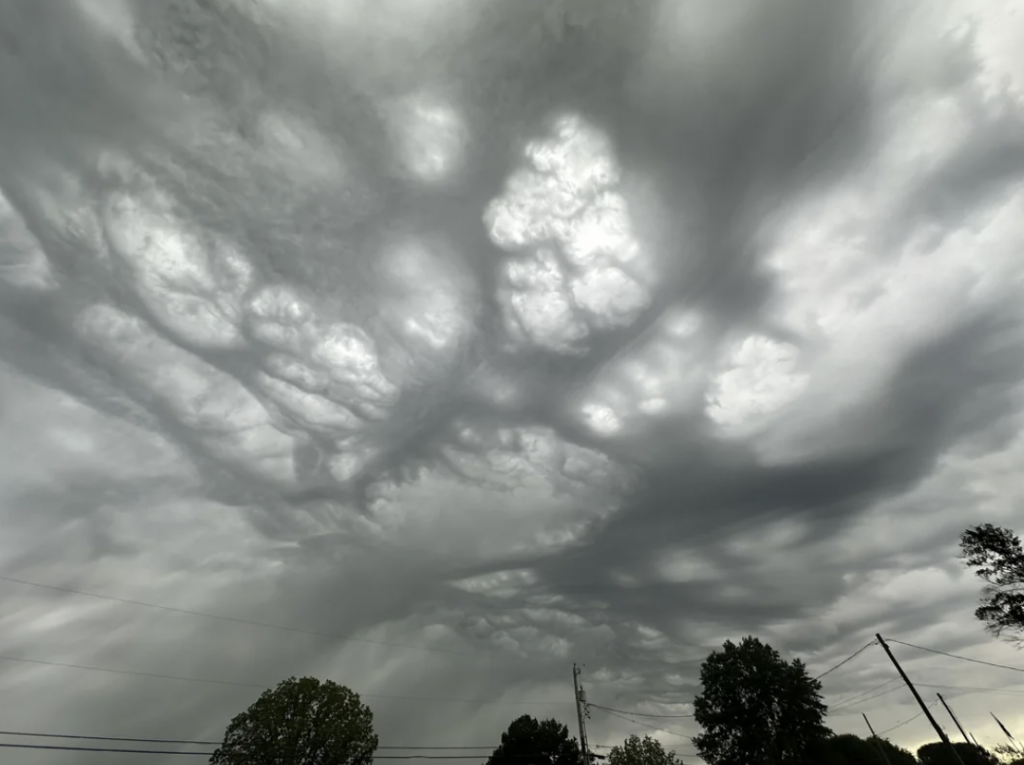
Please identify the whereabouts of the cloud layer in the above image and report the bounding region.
[2,0,1024,762]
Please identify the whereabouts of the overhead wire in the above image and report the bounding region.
[586,703,693,719]
[829,678,902,710]
[0,729,638,753]
[0,574,519,660]
[0,730,498,749]
[12,605,1007,756]
[915,682,1024,696]
[875,708,929,737]
[0,742,211,756]
[873,696,959,739]
[831,683,904,711]
[0,655,573,706]
[0,743,561,759]
[814,641,877,680]
[589,743,699,757]
[588,704,694,741]
[885,638,1024,674]
[0,730,220,746]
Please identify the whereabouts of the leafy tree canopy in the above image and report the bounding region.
[959,524,1024,646]
[917,742,998,765]
[486,715,581,765]
[209,676,378,765]
[806,733,918,765]
[991,742,1024,765]
[817,733,887,765]
[871,737,920,765]
[608,734,682,765]
[692,636,830,765]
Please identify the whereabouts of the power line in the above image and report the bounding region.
[588,704,694,741]
[875,708,929,737]
[0,743,538,759]
[0,730,496,749]
[6,730,696,757]
[0,654,573,706]
[0,574,516,660]
[0,729,220,746]
[587,703,693,719]
[885,639,1024,674]
[916,682,1024,696]
[831,683,904,711]
[0,741,210,756]
[0,654,265,690]
[590,743,701,759]
[815,641,877,680]
[830,678,902,710]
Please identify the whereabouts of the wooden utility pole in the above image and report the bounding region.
[875,634,965,765]
[863,713,892,765]
[937,693,970,744]
[573,664,591,765]
[992,712,1023,756]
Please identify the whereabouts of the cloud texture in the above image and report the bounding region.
[2,0,1024,762]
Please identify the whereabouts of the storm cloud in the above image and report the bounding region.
[2,0,1024,762]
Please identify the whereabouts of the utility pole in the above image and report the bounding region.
[875,634,965,765]
[992,712,1023,756]
[863,713,892,765]
[937,693,970,744]
[573,664,591,765]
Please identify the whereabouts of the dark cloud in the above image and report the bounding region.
[2,0,1024,762]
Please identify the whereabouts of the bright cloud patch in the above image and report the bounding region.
[572,307,708,441]
[104,184,255,349]
[484,114,652,354]
[384,92,469,185]
[76,304,298,485]
[707,335,807,435]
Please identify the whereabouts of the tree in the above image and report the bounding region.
[209,676,378,765]
[485,716,580,765]
[692,636,830,765]
[991,742,1024,765]
[918,742,998,765]
[959,524,1024,646]
[608,734,683,765]
[807,733,918,765]
[870,737,919,765]
[817,733,886,765]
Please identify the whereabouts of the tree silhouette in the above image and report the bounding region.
[991,742,1024,765]
[209,676,378,765]
[693,636,830,765]
[807,733,918,765]
[608,734,682,765]
[871,737,919,765]
[960,524,1024,646]
[918,741,998,765]
[486,715,581,765]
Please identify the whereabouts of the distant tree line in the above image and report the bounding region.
[202,650,993,765]
[200,521,1024,765]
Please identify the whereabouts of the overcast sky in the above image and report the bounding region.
[2,0,1024,763]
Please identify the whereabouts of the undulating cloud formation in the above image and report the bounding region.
[2,0,1024,762]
